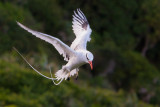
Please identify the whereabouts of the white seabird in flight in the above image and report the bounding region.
[16,9,93,85]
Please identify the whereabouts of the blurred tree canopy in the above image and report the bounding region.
[0,0,160,106]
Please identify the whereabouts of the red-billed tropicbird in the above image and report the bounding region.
[16,9,93,85]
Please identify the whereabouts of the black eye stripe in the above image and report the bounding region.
[86,54,89,60]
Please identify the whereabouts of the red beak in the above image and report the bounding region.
[88,61,93,70]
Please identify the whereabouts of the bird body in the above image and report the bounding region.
[16,9,93,85]
[55,50,92,80]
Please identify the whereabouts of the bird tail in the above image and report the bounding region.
[13,47,64,85]
[55,69,78,81]
[55,69,68,80]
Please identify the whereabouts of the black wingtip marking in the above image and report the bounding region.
[82,21,88,30]
[78,9,87,20]
[73,8,89,30]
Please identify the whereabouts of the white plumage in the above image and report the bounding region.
[16,8,93,85]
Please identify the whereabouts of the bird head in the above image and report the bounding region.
[86,51,94,70]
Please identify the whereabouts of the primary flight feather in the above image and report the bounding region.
[16,8,94,85]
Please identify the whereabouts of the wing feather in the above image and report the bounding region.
[17,22,75,61]
[71,9,92,50]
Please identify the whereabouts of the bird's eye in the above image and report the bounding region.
[86,54,89,60]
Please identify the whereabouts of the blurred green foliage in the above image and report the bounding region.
[0,0,160,106]
[0,58,154,107]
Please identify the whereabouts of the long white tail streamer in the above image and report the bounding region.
[13,47,63,85]
[49,67,64,85]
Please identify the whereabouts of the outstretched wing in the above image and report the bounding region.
[17,22,75,61]
[71,9,92,50]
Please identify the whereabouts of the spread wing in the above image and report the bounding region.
[71,9,92,50]
[17,22,75,61]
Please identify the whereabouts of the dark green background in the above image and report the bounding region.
[0,0,160,106]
